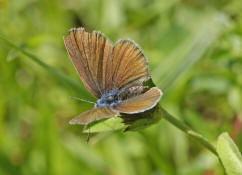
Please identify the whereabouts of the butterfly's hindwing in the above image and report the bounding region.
[114,87,162,114]
[69,107,119,125]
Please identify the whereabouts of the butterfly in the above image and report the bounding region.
[64,28,162,125]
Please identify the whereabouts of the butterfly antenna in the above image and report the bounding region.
[69,96,95,104]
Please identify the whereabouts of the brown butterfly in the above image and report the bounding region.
[64,28,162,125]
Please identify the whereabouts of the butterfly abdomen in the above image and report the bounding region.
[119,86,149,100]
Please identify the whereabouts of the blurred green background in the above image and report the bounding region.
[0,0,242,175]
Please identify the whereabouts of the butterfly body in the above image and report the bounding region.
[64,28,163,125]
[95,86,149,108]
[95,89,122,107]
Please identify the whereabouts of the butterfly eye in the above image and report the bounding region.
[107,96,114,102]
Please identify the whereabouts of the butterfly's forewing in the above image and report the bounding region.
[64,29,149,97]
[69,107,119,125]
[109,40,150,90]
[64,28,112,98]
[114,87,162,114]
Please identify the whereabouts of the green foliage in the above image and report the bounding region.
[84,117,125,133]
[217,132,242,175]
[0,0,242,175]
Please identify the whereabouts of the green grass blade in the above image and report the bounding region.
[0,35,93,100]
[152,12,227,91]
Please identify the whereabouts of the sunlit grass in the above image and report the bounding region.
[0,0,241,175]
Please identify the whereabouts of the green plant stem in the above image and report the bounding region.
[161,107,218,156]
[161,108,227,173]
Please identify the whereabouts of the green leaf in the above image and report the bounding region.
[83,117,126,133]
[122,104,162,132]
[217,132,242,175]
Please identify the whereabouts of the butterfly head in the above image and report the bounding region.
[95,89,122,107]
